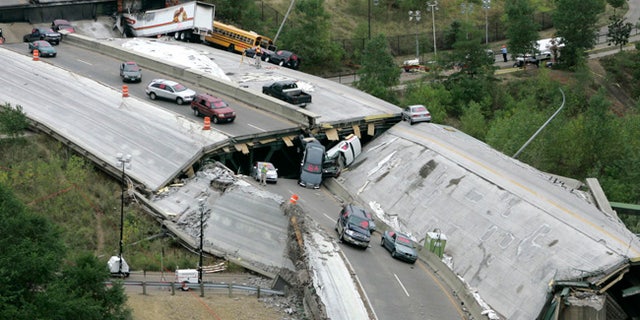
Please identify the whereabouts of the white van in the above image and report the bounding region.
[175,269,199,284]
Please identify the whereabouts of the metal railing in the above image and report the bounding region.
[107,280,285,297]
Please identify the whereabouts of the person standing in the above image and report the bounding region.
[260,163,268,185]
[254,46,262,69]
[501,45,508,62]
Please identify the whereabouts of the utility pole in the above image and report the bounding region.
[116,153,132,277]
[427,1,438,58]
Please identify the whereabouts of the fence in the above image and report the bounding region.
[108,280,284,298]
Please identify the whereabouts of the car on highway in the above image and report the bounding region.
[251,161,278,184]
[51,19,75,33]
[145,79,196,105]
[380,230,418,263]
[244,46,274,61]
[401,104,432,125]
[120,61,142,83]
[28,40,57,57]
[23,27,61,45]
[268,50,301,69]
[335,204,371,249]
[298,140,325,189]
[190,93,236,123]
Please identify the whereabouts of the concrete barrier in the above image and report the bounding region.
[64,33,316,127]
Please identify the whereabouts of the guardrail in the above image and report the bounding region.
[108,280,285,298]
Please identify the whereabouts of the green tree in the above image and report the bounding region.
[460,100,489,139]
[504,0,539,59]
[553,0,605,68]
[207,0,264,31]
[607,14,633,51]
[354,34,400,103]
[0,103,29,139]
[0,183,130,319]
[277,0,344,74]
[403,82,452,124]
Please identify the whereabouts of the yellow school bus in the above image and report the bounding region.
[205,21,273,54]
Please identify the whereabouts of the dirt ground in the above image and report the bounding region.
[126,290,297,320]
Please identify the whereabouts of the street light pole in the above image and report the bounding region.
[116,153,132,276]
[483,0,491,44]
[198,198,205,285]
[427,1,438,58]
[408,10,421,59]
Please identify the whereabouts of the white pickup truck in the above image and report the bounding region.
[323,134,361,177]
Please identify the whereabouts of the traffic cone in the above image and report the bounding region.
[289,194,299,205]
[122,85,129,97]
[203,117,211,130]
[33,49,39,61]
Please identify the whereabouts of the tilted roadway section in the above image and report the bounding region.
[0,35,467,319]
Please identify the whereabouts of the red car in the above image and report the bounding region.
[52,19,75,34]
[190,93,236,124]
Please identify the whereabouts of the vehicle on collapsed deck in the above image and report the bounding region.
[145,79,196,105]
[322,134,362,178]
[251,161,278,184]
[120,1,215,42]
[335,204,371,249]
[381,230,418,264]
[23,27,61,45]
[190,93,236,123]
[299,140,325,189]
[262,80,312,108]
[120,61,142,83]
[29,40,57,57]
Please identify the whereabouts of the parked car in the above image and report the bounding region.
[119,61,142,83]
[190,93,236,123]
[380,230,418,264]
[513,54,539,68]
[268,50,301,69]
[145,79,196,105]
[28,40,57,57]
[244,46,274,61]
[335,204,371,249]
[51,19,75,33]
[251,161,278,184]
[298,141,325,189]
[23,27,61,45]
[401,104,432,125]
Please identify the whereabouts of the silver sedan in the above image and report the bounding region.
[401,104,432,125]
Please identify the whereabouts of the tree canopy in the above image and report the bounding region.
[553,0,606,68]
[0,183,130,319]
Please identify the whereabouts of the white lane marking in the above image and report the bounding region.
[394,273,410,297]
[247,123,266,131]
[77,59,92,66]
[323,213,335,223]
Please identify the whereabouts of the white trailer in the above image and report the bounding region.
[122,1,215,42]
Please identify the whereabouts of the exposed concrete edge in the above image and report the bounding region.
[585,177,617,217]
[64,33,318,127]
[136,190,278,279]
[323,177,486,319]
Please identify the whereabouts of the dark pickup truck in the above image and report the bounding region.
[262,81,312,108]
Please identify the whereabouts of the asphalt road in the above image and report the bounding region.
[264,178,465,320]
[1,41,298,137]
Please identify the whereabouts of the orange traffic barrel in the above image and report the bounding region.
[33,49,39,61]
[203,117,211,130]
[289,194,299,205]
[122,85,129,97]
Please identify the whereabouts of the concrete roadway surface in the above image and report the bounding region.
[1,41,298,137]
[265,178,466,320]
